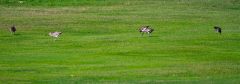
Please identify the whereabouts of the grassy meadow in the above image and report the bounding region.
[0,0,240,83]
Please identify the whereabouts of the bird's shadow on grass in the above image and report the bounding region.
[3,36,11,37]
[14,34,21,36]
[135,36,159,38]
[2,34,21,37]
[148,36,158,37]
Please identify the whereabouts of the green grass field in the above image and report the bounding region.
[0,0,240,83]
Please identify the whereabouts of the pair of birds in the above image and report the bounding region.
[139,26,154,37]
[139,26,222,36]
[10,25,64,41]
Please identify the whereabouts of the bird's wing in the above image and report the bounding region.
[54,31,64,35]
[52,32,59,36]
[140,26,149,31]
[141,27,148,31]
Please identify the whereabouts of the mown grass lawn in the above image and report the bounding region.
[0,0,240,83]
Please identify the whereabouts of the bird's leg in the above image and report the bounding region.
[142,32,144,36]
[216,30,218,34]
[54,38,56,41]
[148,32,150,37]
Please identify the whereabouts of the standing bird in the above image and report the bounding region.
[10,25,16,35]
[139,26,149,33]
[45,31,64,41]
[214,27,221,34]
[142,28,154,37]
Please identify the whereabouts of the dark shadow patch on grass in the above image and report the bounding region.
[14,34,21,36]
[134,36,159,38]
[149,36,158,37]
[2,34,21,37]
[228,8,240,10]
[2,36,11,37]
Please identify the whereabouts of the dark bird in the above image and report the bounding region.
[10,25,16,35]
[142,28,154,37]
[45,31,64,41]
[214,27,221,34]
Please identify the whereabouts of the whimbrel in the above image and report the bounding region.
[214,27,221,34]
[45,31,64,41]
[10,25,16,35]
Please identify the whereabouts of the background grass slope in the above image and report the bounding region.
[0,0,240,83]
